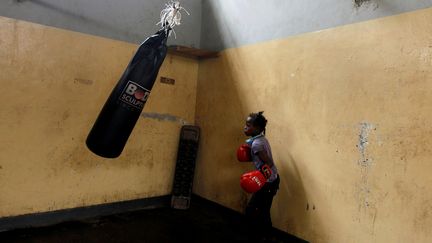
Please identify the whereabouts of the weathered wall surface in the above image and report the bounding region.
[194,8,432,243]
[0,16,198,217]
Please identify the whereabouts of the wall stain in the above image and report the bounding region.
[64,145,99,173]
[392,122,432,160]
[122,148,154,169]
[140,112,189,125]
[61,145,155,173]
[62,110,70,121]
[394,180,413,202]
[414,199,432,234]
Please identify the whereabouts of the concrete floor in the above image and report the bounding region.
[0,197,307,243]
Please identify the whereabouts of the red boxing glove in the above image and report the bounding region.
[237,144,252,162]
[240,170,266,193]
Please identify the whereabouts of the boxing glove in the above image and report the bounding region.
[237,144,252,162]
[240,170,266,193]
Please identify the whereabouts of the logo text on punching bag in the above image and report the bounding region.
[119,81,150,110]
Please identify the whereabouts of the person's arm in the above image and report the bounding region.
[251,140,273,178]
[256,150,273,179]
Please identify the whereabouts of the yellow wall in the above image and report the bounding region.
[194,8,432,243]
[0,16,198,217]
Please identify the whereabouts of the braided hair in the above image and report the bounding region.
[248,111,267,134]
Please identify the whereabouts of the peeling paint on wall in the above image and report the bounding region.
[358,122,374,166]
[355,0,371,8]
[140,112,189,125]
[74,78,93,85]
[354,0,379,10]
[355,122,378,233]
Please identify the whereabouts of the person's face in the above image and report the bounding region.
[244,117,259,136]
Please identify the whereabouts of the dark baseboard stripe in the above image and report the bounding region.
[0,195,171,232]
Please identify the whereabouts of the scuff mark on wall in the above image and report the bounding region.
[140,112,189,125]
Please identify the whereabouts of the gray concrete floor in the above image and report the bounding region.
[0,197,306,243]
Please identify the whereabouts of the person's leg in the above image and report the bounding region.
[245,192,261,235]
[245,185,273,236]
[260,176,280,237]
[245,176,280,239]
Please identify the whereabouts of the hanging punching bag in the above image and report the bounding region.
[86,29,168,158]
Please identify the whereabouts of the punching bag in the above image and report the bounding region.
[86,29,168,158]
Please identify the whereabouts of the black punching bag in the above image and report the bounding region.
[86,29,168,158]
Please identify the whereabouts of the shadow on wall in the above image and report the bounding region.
[193,52,250,210]
[200,0,235,51]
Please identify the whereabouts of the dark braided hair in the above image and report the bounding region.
[248,111,267,134]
